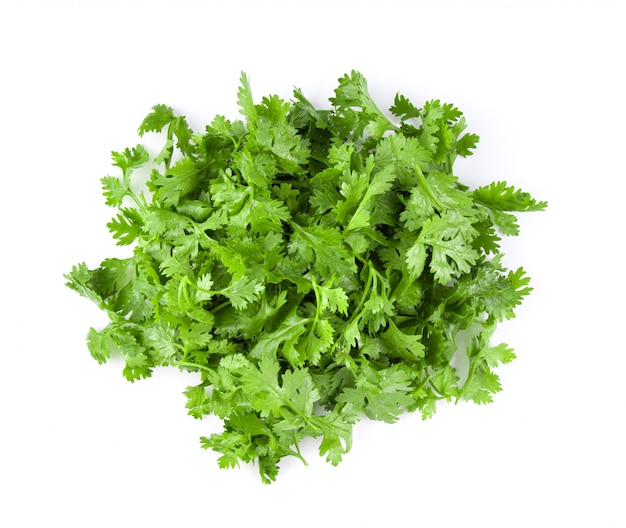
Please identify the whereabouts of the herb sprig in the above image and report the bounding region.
[65,71,546,483]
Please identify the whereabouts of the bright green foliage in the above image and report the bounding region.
[64,71,546,483]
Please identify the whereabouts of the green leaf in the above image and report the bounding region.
[289,223,357,278]
[151,158,199,207]
[413,212,479,284]
[234,148,276,188]
[193,274,214,303]
[318,406,355,466]
[249,313,310,366]
[337,364,415,424]
[64,263,104,307]
[219,276,264,311]
[302,318,334,365]
[461,367,502,404]
[107,208,143,246]
[345,164,396,233]
[143,323,179,364]
[374,134,432,175]
[455,132,480,157]
[474,181,548,212]
[330,70,398,139]
[281,367,320,417]
[101,175,127,207]
[111,145,149,174]
[479,342,516,368]
[86,327,111,364]
[390,92,421,120]
[184,385,211,419]
[138,104,175,136]
[316,282,349,316]
[430,365,460,399]
[381,319,425,361]
[237,71,258,127]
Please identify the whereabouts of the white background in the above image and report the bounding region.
[3,1,625,527]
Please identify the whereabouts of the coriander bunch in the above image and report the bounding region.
[66,71,546,483]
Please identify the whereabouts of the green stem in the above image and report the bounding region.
[329,262,374,356]
[307,278,323,339]
[415,164,445,211]
[264,384,322,433]
[210,300,231,313]
[351,262,375,322]
[232,132,249,153]
[291,433,308,466]
[289,407,322,432]
[164,124,174,171]
[455,358,478,404]
[177,276,194,308]
[126,189,144,210]
[176,361,214,374]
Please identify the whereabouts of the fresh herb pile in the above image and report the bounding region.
[65,71,546,483]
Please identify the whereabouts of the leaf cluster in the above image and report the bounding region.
[65,71,546,483]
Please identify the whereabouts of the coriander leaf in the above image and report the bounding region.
[138,104,176,136]
[330,70,399,140]
[430,365,460,399]
[107,208,143,246]
[337,363,415,424]
[219,276,264,311]
[184,385,211,419]
[237,71,258,127]
[473,181,548,235]
[64,263,105,308]
[474,181,548,212]
[411,211,479,284]
[288,223,357,278]
[150,158,199,208]
[390,92,421,120]
[111,145,149,174]
[86,327,111,364]
[455,131,480,157]
[249,312,310,366]
[381,319,425,361]
[101,175,127,207]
